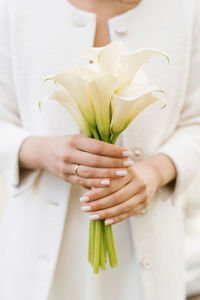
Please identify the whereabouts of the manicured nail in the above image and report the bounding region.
[122,151,132,157]
[123,160,133,167]
[105,219,114,226]
[100,179,110,185]
[90,214,100,220]
[81,206,91,212]
[116,170,127,176]
[80,196,89,203]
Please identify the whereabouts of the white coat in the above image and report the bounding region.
[0,0,200,299]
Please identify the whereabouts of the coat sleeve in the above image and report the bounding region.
[0,0,34,188]
[155,1,200,204]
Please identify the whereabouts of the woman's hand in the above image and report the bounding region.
[19,134,133,188]
[79,154,176,224]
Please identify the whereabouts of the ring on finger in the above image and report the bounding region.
[74,164,80,176]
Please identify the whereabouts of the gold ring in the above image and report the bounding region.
[74,164,80,176]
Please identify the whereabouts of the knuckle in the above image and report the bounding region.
[138,180,147,191]
[143,200,148,208]
[82,167,92,178]
[62,151,72,162]
[128,211,134,218]
[92,142,103,154]
[93,156,101,166]
[112,159,120,168]
[76,177,84,186]
[124,202,133,211]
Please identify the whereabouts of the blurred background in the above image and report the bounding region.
[0,173,200,299]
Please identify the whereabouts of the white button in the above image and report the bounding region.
[137,208,148,216]
[132,147,143,160]
[114,24,127,35]
[141,257,152,270]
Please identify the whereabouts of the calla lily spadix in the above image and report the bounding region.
[40,41,169,274]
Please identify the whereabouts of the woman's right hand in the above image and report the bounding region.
[19,135,133,189]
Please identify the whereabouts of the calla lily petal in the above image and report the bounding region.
[83,42,127,75]
[111,90,165,136]
[116,48,169,89]
[40,88,92,137]
[89,73,119,141]
[47,72,96,127]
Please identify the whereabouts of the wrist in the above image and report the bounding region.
[19,136,45,170]
[145,153,176,189]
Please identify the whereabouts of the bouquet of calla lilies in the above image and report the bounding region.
[40,42,168,273]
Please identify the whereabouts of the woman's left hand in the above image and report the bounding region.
[80,153,176,225]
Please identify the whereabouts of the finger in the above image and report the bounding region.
[65,149,134,169]
[81,179,143,211]
[71,165,128,179]
[74,135,132,158]
[104,201,148,225]
[63,174,112,188]
[80,168,137,202]
[88,193,146,220]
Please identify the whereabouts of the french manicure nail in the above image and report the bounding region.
[81,206,91,212]
[105,219,114,226]
[90,214,100,220]
[80,196,90,203]
[100,179,110,185]
[122,151,132,157]
[116,170,127,176]
[123,160,133,167]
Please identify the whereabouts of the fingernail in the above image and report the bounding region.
[116,170,127,176]
[81,206,91,212]
[122,151,132,157]
[105,219,114,226]
[100,179,110,185]
[80,196,89,203]
[123,160,133,167]
[90,214,100,220]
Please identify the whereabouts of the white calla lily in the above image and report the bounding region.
[46,72,96,128]
[116,48,169,89]
[83,42,126,75]
[89,73,119,142]
[111,87,166,143]
[39,88,92,137]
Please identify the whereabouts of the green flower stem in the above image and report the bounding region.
[90,221,95,266]
[110,226,118,267]
[105,225,115,268]
[93,220,101,274]
[100,221,106,270]
[111,133,120,145]
[91,126,100,140]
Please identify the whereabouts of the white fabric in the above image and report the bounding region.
[0,0,200,299]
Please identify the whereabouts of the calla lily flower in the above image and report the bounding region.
[89,74,119,142]
[46,72,96,129]
[116,48,169,89]
[111,86,166,143]
[83,41,126,75]
[39,88,92,137]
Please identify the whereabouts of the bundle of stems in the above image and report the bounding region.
[87,128,118,274]
[88,220,118,273]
